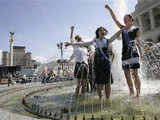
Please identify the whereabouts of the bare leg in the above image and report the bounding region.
[75,79,81,98]
[105,82,111,99]
[132,69,141,98]
[97,84,103,100]
[124,69,134,96]
[81,80,86,97]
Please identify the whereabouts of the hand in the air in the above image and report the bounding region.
[105,4,111,9]
[71,26,74,31]
[64,42,71,47]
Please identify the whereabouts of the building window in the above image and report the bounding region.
[153,5,160,28]
[141,12,151,32]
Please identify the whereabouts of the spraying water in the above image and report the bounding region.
[109,0,129,86]
[109,0,160,96]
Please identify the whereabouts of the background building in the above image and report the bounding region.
[13,46,32,67]
[1,46,32,67]
[24,52,32,67]
[2,51,10,66]
[13,46,26,66]
[133,0,160,78]
[31,60,41,69]
[133,0,160,44]
[0,50,2,66]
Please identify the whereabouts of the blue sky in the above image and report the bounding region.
[0,0,137,63]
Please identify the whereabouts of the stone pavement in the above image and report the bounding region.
[0,109,39,120]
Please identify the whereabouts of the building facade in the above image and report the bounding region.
[13,46,26,66]
[0,50,2,66]
[23,52,32,67]
[2,51,10,66]
[13,46,32,67]
[1,46,32,67]
[133,0,160,43]
[133,0,160,78]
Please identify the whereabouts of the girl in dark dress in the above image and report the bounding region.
[65,26,131,101]
[105,4,142,98]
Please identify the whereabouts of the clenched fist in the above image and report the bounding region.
[65,42,72,47]
[71,26,74,31]
[105,4,110,9]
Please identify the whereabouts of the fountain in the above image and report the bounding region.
[21,0,160,120]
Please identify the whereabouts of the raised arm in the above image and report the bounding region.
[108,29,123,43]
[109,22,135,43]
[65,39,95,47]
[105,4,123,29]
[70,26,75,43]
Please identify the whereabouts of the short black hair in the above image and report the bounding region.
[95,27,108,39]
[126,14,134,22]
[75,35,83,42]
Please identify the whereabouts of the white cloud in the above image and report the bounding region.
[33,56,47,63]
[110,0,128,81]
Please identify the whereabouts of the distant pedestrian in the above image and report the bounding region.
[22,74,27,84]
[8,73,13,87]
[40,65,48,84]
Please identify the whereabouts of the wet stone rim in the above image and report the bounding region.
[22,85,65,120]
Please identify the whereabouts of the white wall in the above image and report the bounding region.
[0,50,3,65]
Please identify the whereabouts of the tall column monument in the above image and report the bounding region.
[9,32,14,66]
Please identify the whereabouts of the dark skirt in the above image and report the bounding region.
[74,62,88,79]
[122,46,140,70]
[88,62,93,79]
[94,55,111,85]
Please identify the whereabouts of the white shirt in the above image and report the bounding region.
[73,46,88,64]
[94,38,109,48]
[73,38,109,49]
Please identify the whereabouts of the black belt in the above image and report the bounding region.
[76,62,85,64]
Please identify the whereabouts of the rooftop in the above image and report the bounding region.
[13,46,26,49]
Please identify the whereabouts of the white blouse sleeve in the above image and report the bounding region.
[72,39,95,47]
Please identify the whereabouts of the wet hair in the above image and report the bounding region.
[95,27,108,39]
[75,35,83,42]
[125,14,134,22]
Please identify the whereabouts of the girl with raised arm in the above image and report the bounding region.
[68,26,88,98]
[65,26,128,102]
[105,5,142,98]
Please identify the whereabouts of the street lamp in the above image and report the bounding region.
[57,42,64,60]
[9,32,15,66]
[57,42,65,74]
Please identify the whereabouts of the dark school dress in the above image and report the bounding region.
[122,27,140,70]
[93,39,112,85]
